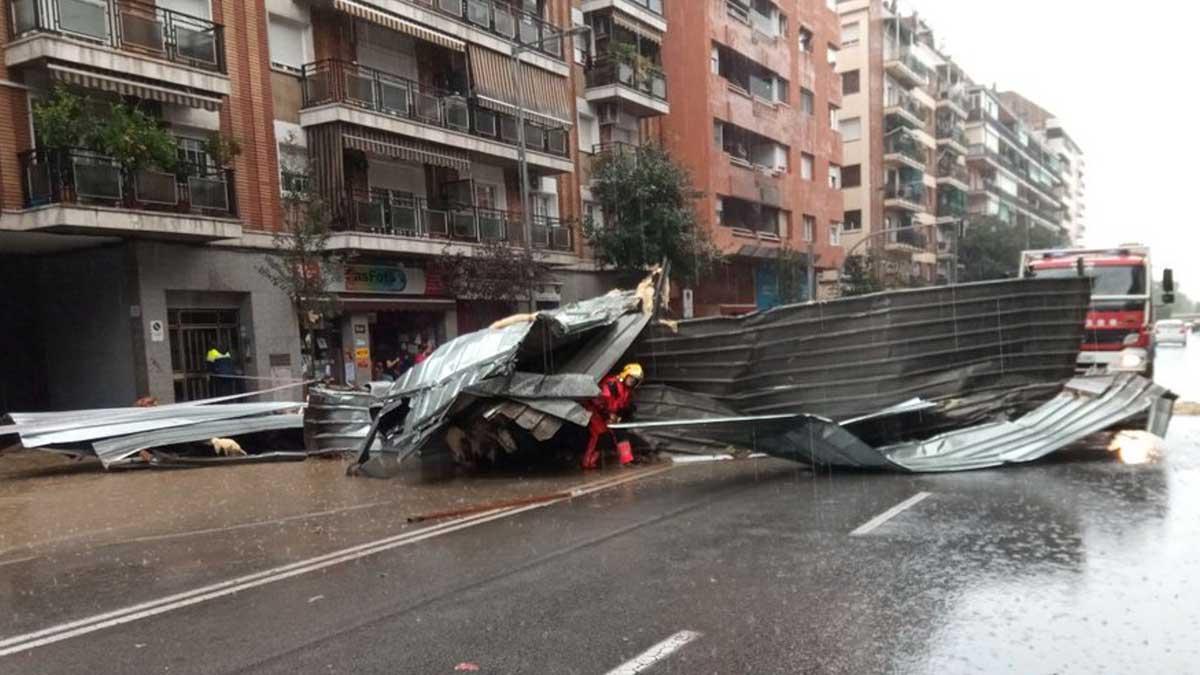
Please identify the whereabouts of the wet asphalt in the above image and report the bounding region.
[2,347,1199,674]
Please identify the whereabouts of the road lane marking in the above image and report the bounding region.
[606,630,702,675]
[0,465,672,657]
[850,491,931,536]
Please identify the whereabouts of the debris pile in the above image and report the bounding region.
[1,397,307,469]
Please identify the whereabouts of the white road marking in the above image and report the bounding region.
[850,491,932,536]
[0,466,671,657]
[605,630,702,675]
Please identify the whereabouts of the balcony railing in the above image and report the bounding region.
[937,87,969,112]
[937,192,967,219]
[937,160,969,185]
[936,123,968,147]
[301,60,570,158]
[9,0,226,73]
[891,227,927,249]
[883,49,930,84]
[586,57,668,101]
[19,148,236,217]
[884,89,929,125]
[884,182,926,205]
[343,190,575,252]
[592,141,641,160]
[411,0,564,61]
[884,133,926,165]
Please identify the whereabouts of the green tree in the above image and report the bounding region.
[93,102,178,172]
[959,215,1069,282]
[257,156,343,378]
[585,144,720,283]
[32,86,96,150]
[841,253,883,297]
[431,239,554,306]
[774,243,810,305]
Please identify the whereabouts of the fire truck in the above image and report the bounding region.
[1019,245,1174,377]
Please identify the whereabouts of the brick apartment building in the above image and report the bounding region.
[0,0,848,412]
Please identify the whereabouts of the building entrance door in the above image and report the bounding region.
[168,308,241,401]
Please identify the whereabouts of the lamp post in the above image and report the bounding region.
[508,22,592,309]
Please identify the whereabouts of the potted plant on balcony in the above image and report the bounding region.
[31,86,101,204]
[93,102,179,210]
[606,43,654,90]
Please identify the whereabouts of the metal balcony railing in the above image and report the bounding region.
[884,182,926,205]
[411,0,565,61]
[884,133,926,165]
[301,60,570,158]
[9,0,226,73]
[937,193,967,218]
[884,89,929,124]
[938,160,969,184]
[586,57,668,101]
[884,49,930,84]
[19,147,236,216]
[343,190,575,252]
[936,124,968,147]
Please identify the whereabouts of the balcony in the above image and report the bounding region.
[883,182,926,212]
[883,49,929,89]
[8,0,227,83]
[581,1,666,33]
[401,0,565,62]
[15,147,239,239]
[937,160,970,191]
[937,87,969,118]
[883,133,927,171]
[936,188,967,221]
[966,144,1061,206]
[342,190,575,252]
[886,226,928,251]
[300,60,572,172]
[884,89,929,129]
[584,57,669,116]
[936,123,969,155]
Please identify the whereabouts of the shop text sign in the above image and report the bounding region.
[344,265,427,295]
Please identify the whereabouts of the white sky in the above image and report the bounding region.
[904,0,1198,288]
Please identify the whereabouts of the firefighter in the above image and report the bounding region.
[581,363,643,470]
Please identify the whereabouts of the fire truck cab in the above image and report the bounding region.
[1019,245,1174,377]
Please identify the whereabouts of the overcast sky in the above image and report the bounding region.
[903,0,1197,288]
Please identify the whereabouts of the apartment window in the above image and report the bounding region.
[584,201,604,230]
[268,14,311,72]
[802,214,816,242]
[800,88,814,115]
[842,69,860,95]
[829,164,841,189]
[710,45,720,74]
[839,116,862,141]
[830,222,842,246]
[278,143,308,194]
[843,209,863,231]
[577,108,599,153]
[800,153,814,180]
[842,21,860,46]
[798,27,813,53]
[572,8,588,64]
[826,44,838,68]
[842,164,862,188]
[829,104,840,131]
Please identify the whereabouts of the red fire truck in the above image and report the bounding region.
[1019,245,1174,377]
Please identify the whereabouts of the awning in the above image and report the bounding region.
[334,0,464,51]
[467,45,572,127]
[343,129,472,174]
[613,13,663,44]
[47,64,221,111]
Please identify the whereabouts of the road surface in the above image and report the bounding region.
[1,349,1199,673]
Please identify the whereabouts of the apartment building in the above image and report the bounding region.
[0,0,589,410]
[963,86,1067,245]
[997,90,1085,244]
[657,0,845,314]
[835,2,957,285]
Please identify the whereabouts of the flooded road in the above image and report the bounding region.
[2,350,1199,673]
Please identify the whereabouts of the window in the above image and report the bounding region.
[843,209,863,231]
[798,27,813,52]
[278,143,308,194]
[800,88,814,115]
[802,214,816,242]
[842,164,862,188]
[830,222,842,246]
[826,44,838,68]
[839,116,862,141]
[829,164,841,189]
[800,153,814,180]
[577,108,599,153]
[584,201,604,230]
[177,137,211,169]
[842,21,860,45]
[711,45,720,74]
[829,104,840,131]
[572,8,587,64]
[268,14,310,72]
[842,69,860,95]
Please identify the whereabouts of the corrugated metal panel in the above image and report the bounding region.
[92,414,303,468]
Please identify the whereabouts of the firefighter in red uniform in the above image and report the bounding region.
[582,363,643,470]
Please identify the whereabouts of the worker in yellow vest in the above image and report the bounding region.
[206,346,235,397]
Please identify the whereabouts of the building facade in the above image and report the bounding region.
[0,0,592,411]
[656,0,845,313]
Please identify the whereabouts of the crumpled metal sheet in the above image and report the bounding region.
[92,414,304,468]
[465,372,600,400]
[304,387,379,454]
[632,277,1093,428]
[355,289,650,473]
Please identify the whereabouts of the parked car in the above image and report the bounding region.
[1155,319,1188,347]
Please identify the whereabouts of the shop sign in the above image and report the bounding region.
[344,264,427,295]
[354,347,371,368]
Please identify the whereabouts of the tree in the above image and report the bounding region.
[585,144,720,283]
[959,215,1069,282]
[257,155,342,378]
[430,239,555,306]
[774,243,811,305]
[841,253,883,297]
